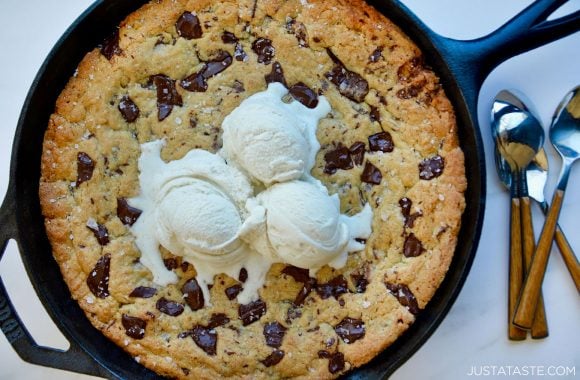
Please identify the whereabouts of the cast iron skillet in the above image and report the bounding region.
[0,0,578,378]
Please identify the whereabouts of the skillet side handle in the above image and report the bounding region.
[0,192,107,378]
[433,0,580,90]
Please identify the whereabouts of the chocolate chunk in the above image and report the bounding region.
[192,325,217,355]
[350,273,368,293]
[163,258,178,270]
[324,144,353,174]
[208,313,230,328]
[239,299,267,326]
[349,141,365,166]
[289,82,319,108]
[398,56,424,82]
[117,198,142,226]
[100,30,122,60]
[225,284,243,300]
[293,22,309,47]
[286,306,302,323]
[156,297,185,316]
[397,81,426,99]
[129,286,157,298]
[368,131,394,153]
[76,152,95,186]
[325,49,369,102]
[234,43,247,62]
[399,197,422,228]
[263,322,287,348]
[151,74,183,121]
[122,314,146,339]
[261,350,284,367]
[181,278,204,311]
[252,38,275,65]
[281,265,310,283]
[118,96,139,123]
[87,254,110,298]
[419,155,445,180]
[369,106,381,123]
[335,317,365,343]
[361,162,382,185]
[232,80,245,93]
[318,351,345,374]
[385,283,420,314]
[86,222,109,246]
[181,51,233,92]
[403,233,425,257]
[221,31,238,43]
[265,62,287,87]
[316,275,348,300]
[294,279,316,306]
[238,268,248,283]
[175,12,202,39]
[369,47,383,63]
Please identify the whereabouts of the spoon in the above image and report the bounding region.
[515,86,580,329]
[491,90,545,340]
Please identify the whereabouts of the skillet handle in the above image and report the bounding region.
[0,191,107,378]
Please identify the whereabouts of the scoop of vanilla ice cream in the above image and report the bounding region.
[221,83,330,186]
[155,178,244,264]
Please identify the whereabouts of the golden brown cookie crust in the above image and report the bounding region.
[39,0,466,378]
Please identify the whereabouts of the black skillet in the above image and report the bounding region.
[0,0,578,378]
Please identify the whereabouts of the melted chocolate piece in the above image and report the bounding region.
[208,313,230,328]
[87,222,109,246]
[156,297,185,316]
[100,30,122,60]
[294,279,316,306]
[265,62,287,87]
[76,152,95,186]
[263,322,287,348]
[369,106,381,123]
[335,317,365,344]
[118,96,140,123]
[368,131,394,153]
[129,286,157,298]
[192,325,217,355]
[292,22,309,47]
[403,233,425,257]
[324,144,353,174]
[399,197,422,228]
[318,351,345,374]
[397,56,424,82]
[281,265,310,283]
[163,258,178,270]
[151,74,183,121]
[87,254,110,298]
[385,283,420,314]
[361,162,382,185]
[122,314,146,339]
[419,155,445,180]
[397,81,426,99]
[261,350,284,367]
[349,141,365,166]
[239,299,267,326]
[316,275,348,300]
[289,82,319,109]
[369,47,383,63]
[350,273,368,293]
[221,31,238,43]
[117,198,142,226]
[175,12,202,39]
[238,268,248,283]
[252,38,275,65]
[181,278,204,311]
[234,43,247,61]
[225,284,243,300]
[325,49,369,102]
[181,51,233,92]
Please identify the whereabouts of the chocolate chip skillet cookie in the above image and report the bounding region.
[39,0,466,378]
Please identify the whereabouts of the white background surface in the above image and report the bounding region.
[0,1,578,379]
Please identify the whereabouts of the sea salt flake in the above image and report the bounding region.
[362,300,371,309]
[85,296,94,304]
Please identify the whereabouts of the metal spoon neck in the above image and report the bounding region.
[556,163,572,191]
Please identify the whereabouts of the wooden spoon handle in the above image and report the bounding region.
[509,198,527,340]
[520,197,548,338]
[515,189,565,329]
[553,226,580,292]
